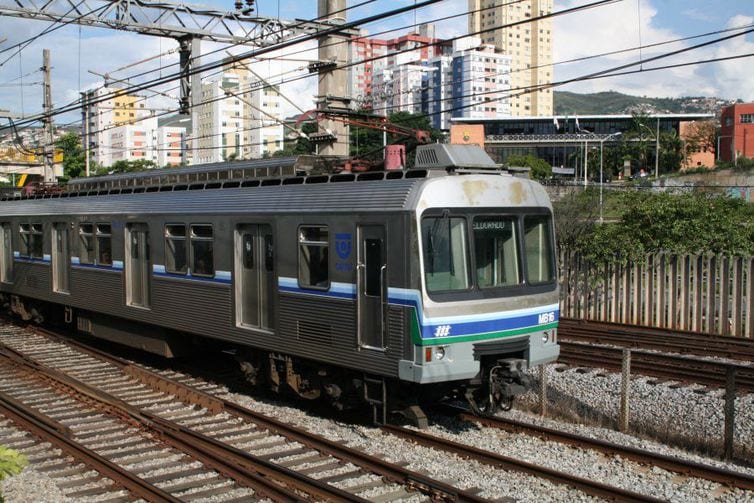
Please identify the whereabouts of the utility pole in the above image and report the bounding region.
[41,49,55,183]
[316,0,350,157]
[80,92,90,177]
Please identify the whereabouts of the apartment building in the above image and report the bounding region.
[193,61,284,164]
[450,39,512,121]
[154,127,186,167]
[468,0,553,116]
[372,64,433,116]
[107,117,158,166]
[81,86,152,166]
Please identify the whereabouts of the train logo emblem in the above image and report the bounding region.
[335,233,352,260]
[434,325,452,337]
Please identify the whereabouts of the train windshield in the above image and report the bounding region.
[421,216,470,292]
[422,212,555,296]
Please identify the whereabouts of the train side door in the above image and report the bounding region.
[51,222,70,294]
[0,223,12,283]
[126,223,151,308]
[235,224,274,331]
[357,225,386,349]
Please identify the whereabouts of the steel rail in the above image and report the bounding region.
[559,318,754,362]
[32,326,489,503]
[0,384,181,503]
[558,342,754,392]
[0,342,359,503]
[382,424,665,503]
[459,413,754,491]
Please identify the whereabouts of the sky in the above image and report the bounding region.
[0,0,753,126]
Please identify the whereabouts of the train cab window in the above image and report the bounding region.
[298,226,329,289]
[523,215,555,284]
[421,216,470,292]
[78,223,95,264]
[190,224,214,277]
[96,224,112,266]
[473,217,520,288]
[165,224,187,274]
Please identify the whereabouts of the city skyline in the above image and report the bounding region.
[0,0,752,126]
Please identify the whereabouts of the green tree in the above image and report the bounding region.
[55,132,87,179]
[566,190,754,263]
[505,154,552,180]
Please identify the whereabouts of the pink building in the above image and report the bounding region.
[349,24,451,106]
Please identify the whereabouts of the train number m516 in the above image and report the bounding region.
[538,312,556,324]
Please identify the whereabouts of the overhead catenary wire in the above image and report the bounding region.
[1,0,445,132]
[9,0,750,162]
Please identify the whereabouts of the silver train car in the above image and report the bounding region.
[0,144,559,423]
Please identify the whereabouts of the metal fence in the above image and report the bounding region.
[560,252,754,338]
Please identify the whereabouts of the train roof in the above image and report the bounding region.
[1,145,551,217]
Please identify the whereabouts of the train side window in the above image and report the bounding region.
[78,223,95,264]
[30,224,43,259]
[190,224,214,277]
[523,215,555,284]
[96,223,112,266]
[298,225,329,289]
[165,224,187,274]
[19,224,31,257]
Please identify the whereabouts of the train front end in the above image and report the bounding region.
[400,146,559,414]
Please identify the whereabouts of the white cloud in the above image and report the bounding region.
[554,0,754,101]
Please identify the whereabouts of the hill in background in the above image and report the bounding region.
[554,90,736,117]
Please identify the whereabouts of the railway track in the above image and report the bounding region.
[456,413,754,491]
[558,341,754,393]
[0,323,489,502]
[559,318,754,362]
[382,423,664,503]
[2,320,752,502]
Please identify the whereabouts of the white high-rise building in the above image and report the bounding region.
[372,64,433,117]
[450,39,512,121]
[423,38,511,130]
[193,61,284,165]
[81,86,152,167]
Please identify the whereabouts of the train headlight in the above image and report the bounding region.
[541,330,557,344]
[433,346,446,360]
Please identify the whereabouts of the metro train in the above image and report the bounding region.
[0,144,559,424]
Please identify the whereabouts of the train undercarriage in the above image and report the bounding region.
[2,294,535,427]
